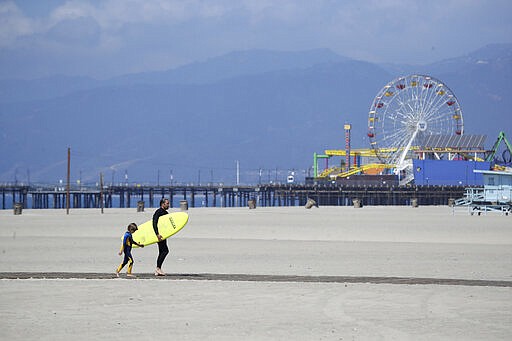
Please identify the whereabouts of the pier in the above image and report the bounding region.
[1,184,466,210]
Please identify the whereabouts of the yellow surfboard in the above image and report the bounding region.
[129,212,189,247]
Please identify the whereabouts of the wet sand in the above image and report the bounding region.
[0,206,511,340]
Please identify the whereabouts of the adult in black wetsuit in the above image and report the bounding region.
[153,198,170,276]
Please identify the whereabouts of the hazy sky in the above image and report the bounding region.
[1,0,511,79]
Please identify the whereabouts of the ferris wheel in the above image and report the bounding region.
[367,75,464,167]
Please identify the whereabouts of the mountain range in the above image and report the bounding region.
[0,44,510,185]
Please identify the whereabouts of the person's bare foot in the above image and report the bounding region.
[126,273,136,278]
[155,268,166,276]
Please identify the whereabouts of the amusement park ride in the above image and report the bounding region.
[313,75,512,186]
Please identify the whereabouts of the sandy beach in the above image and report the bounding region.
[1,206,511,340]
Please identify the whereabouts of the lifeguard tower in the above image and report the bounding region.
[455,169,512,215]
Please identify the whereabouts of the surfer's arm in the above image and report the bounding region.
[152,212,160,235]
[118,243,124,255]
[152,210,164,240]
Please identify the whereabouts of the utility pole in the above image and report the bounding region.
[100,172,104,214]
[66,147,70,215]
[236,160,240,185]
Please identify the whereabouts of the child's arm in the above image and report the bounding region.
[129,235,144,248]
[118,242,124,255]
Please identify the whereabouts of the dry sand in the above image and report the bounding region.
[0,206,511,340]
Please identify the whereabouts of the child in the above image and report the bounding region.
[116,223,144,277]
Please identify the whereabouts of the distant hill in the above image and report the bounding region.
[0,75,100,103]
[0,44,510,184]
[108,48,350,86]
[0,48,347,103]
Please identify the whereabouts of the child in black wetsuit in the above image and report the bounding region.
[116,223,144,277]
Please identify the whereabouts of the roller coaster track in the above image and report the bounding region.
[324,147,420,158]
[318,166,341,178]
[329,163,395,179]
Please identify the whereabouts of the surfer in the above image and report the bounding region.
[116,223,144,277]
[153,198,170,276]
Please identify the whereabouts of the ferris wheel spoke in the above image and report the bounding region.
[382,128,412,149]
[427,109,455,129]
[380,135,402,149]
[424,93,449,120]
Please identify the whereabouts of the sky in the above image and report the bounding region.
[0,0,511,80]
